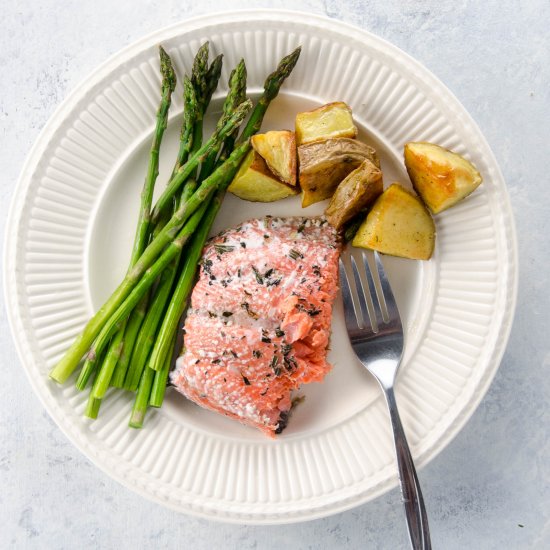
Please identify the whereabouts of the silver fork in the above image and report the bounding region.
[339,249,431,550]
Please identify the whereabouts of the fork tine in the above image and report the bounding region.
[338,257,361,331]
[372,252,401,324]
[355,250,383,332]
[362,251,388,324]
[354,250,380,333]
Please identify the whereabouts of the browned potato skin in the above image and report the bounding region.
[251,130,297,186]
[299,138,380,207]
[352,183,435,260]
[325,159,383,229]
[404,142,483,214]
[295,102,357,146]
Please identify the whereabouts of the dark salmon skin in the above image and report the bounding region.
[170,216,341,437]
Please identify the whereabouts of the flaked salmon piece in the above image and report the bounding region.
[171,216,341,437]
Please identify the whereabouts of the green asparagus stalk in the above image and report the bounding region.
[191,42,209,115]
[110,294,149,387]
[85,396,102,419]
[188,42,210,161]
[131,191,220,423]
[81,47,175,397]
[170,76,197,178]
[75,347,103,391]
[149,332,175,408]
[147,190,221,411]
[81,46,176,396]
[129,363,156,428]
[132,45,176,262]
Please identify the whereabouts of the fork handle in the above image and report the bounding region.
[383,385,432,550]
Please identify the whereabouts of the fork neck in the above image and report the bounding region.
[369,358,400,389]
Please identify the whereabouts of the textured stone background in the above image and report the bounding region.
[2,1,549,548]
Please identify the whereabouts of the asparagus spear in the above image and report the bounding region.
[85,397,102,420]
[204,54,223,112]
[149,331,176,408]
[82,45,176,396]
[170,76,197,178]
[191,42,209,116]
[188,42,210,163]
[132,46,177,260]
[129,363,156,428]
[75,46,177,395]
[109,294,149,387]
[219,60,248,160]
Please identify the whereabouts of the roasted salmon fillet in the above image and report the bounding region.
[170,216,341,436]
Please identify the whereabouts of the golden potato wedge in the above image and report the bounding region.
[325,159,383,229]
[251,130,297,186]
[228,150,298,202]
[299,138,380,207]
[352,183,435,260]
[404,141,482,214]
[295,102,357,145]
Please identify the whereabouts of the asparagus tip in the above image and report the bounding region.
[159,45,177,93]
[263,45,302,100]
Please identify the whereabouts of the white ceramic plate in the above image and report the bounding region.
[4,10,517,524]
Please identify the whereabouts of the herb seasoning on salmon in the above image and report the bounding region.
[170,216,341,437]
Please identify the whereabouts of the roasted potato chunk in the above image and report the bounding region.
[228,150,298,202]
[251,130,297,186]
[325,159,383,229]
[404,141,482,214]
[295,102,357,145]
[352,183,435,260]
[299,138,380,207]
